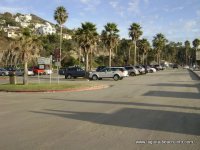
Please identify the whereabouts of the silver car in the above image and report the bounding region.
[0,68,9,76]
[89,67,128,81]
[125,66,140,76]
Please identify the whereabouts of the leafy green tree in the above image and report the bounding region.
[129,23,143,65]
[54,6,68,63]
[184,40,190,65]
[101,23,119,67]
[192,38,200,64]
[74,22,98,72]
[152,33,167,64]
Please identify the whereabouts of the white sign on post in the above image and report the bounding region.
[196,51,200,61]
[38,57,51,64]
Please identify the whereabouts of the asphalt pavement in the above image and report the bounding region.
[0,69,199,150]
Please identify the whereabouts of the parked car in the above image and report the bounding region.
[0,68,9,76]
[173,64,178,69]
[124,66,140,76]
[59,67,66,75]
[183,65,189,69]
[135,65,146,74]
[89,67,128,81]
[65,66,85,79]
[44,69,53,75]
[32,66,45,75]
[14,68,34,76]
[151,65,163,71]
[15,69,24,76]
[145,65,157,73]
[96,66,107,72]
[28,68,34,76]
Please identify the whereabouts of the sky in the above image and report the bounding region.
[0,0,200,43]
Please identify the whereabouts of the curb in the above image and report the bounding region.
[188,69,200,80]
[0,85,110,93]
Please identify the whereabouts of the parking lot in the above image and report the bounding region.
[0,69,200,150]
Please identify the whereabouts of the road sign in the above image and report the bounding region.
[55,61,61,67]
[196,50,200,60]
[37,57,51,64]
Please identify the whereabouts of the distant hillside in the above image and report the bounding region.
[30,14,54,25]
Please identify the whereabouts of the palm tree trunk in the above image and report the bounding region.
[89,48,93,71]
[85,47,89,72]
[142,53,144,64]
[23,61,28,85]
[157,54,159,64]
[128,46,131,65]
[185,49,188,65]
[134,40,137,65]
[109,48,112,67]
[79,47,81,65]
[145,53,148,65]
[59,25,63,63]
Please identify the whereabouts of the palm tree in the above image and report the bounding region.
[184,40,190,65]
[101,23,119,67]
[137,38,150,65]
[54,6,68,63]
[74,22,98,73]
[152,33,167,64]
[20,36,42,85]
[129,23,143,65]
[192,38,200,64]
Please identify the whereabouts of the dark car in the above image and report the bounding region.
[173,64,178,69]
[65,66,85,79]
[59,67,66,75]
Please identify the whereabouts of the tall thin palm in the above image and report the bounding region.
[129,23,143,65]
[152,33,167,65]
[54,6,68,63]
[101,23,119,67]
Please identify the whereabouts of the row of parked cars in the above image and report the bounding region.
[59,64,165,81]
[0,66,53,76]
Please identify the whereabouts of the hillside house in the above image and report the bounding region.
[37,22,56,35]
[15,14,32,28]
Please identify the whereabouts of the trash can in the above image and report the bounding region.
[9,71,16,85]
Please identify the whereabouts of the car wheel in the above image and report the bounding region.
[113,75,120,81]
[67,74,72,79]
[92,75,98,80]
[150,70,153,73]
[130,72,136,76]
[1,73,5,76]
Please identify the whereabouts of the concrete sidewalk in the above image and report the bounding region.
[190,69,200,79]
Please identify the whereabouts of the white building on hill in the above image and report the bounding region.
[15,14,32,28]
[37,22,56,35]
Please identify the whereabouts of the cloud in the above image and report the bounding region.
[79,0,101,11]
[164,6,184,12]
[109,1,119,9]
[184,20,197,31]
[196,10,200,16]
[109,1,125,17]
[0,6,27,13]
[128,0,140,14]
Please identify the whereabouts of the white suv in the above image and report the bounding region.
[89,67,128,81]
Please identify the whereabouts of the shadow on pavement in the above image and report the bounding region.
[149,83,200,93]
[43,98,200,110]
[143,91,200,99]
[31,107,200,136]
